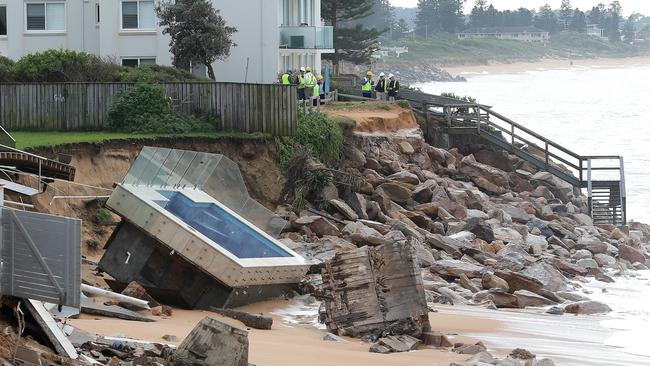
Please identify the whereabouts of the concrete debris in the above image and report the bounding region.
[319,242,430,339]
[210,308,273,330]
[171,317,249,366]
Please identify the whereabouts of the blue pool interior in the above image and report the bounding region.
[154,191,292,259]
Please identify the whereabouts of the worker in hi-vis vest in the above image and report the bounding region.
[304,66,316,102]
[361,71,374,98]
[281,68,292,85]
[374,72,387,101]
[297,67,307,100]
[313,74,324,107]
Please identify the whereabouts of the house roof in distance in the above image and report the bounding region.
[460,26,549,34]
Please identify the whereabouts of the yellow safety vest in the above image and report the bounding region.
[305,72,316,88]
[281,73,290,85]
[313,83,320,97]
[361,77,373,91]
[297,75,305,89]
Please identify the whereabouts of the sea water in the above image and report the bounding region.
[417,65,650,364]
[416,64,650,224]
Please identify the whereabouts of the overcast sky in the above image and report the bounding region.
[390,0,650,16]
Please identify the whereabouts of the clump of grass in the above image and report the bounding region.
[86,239,100,250]
[94,208,113,226]
[276,112,343,169]
[397,100,410,108]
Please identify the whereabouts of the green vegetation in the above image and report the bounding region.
[11,131,257,150]
[108,83,213,134]
[276,112,344,168]
[85,239,100,250]
[1,49,201,82]
[94,208,113,226]
[397,100,411,108]
[386,32,650,65]
[441,92,476,103]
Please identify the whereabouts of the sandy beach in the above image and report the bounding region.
[69,299,493,366]
[67,296,650,366]
[441,56,650,77]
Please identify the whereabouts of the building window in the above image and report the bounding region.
[0,6,6,36]
[26,2,65,32]
[122,0,156,30]
[122,58,156,67]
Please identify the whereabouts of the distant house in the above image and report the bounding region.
[458,26,550,45]
[586,24,607,40]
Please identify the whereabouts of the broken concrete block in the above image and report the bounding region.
[319,242,430,339]
[372,335,421,353]
[210,308,273,330]
[171,317,248,366]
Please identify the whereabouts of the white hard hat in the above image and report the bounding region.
[300,67,306,72]
[379,72,385,77]
[389,73,395,78]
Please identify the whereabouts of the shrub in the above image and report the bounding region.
[12,49,117,82]
[94,208,113,226]
[109,84,171,131]
[441,92,476,103]
[293,112,343,167]
[86,239,100,250]
[116,64,203,82]
[108,83,214,134]
[397,99,410,108]
[0,56,14,82]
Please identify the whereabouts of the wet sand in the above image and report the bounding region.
[69,299,492,366]
[443,56,650,77]
[69,299,650,365]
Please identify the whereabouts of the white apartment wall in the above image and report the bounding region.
[0,0,324,84]
[97,0,171,65]
[212,0,279,83]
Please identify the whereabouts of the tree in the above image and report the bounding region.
[469,0,487,28]
[393,18,411,40]
[156,0,236,80]
[606,1,623,42]
[569,9,587,32]
[622,15,636,42]
[321,0,378,72]
[513,8,534,27]
[363,0,395,30]
[322,0,374,26]
[534,4,559,33]
[415,0,465,35]
[559,0,573,30]
[331,25,382,65]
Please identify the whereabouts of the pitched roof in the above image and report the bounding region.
[460,26,549,34]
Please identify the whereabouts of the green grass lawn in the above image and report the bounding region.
[11,131,265,150]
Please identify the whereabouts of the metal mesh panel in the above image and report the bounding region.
[0,208,81,307]
[122,147,287,237]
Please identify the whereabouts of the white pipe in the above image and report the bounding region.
[3,201,35,208]
[49,195,111,206]
[81,284,151,310]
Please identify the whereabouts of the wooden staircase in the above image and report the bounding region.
[337,90,628,225]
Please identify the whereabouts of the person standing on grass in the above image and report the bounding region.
[313,75,324,107]
[361,71,374,98]
[375,72,387,101]
[387,74,400,102]
[297,67,307,100]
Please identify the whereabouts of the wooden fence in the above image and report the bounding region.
[0,82,298,136]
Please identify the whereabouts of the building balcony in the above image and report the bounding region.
[279,26,333,50]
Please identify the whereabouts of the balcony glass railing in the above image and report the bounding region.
[279,26,334,50]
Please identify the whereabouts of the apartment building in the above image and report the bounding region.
[0,0,333,83]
